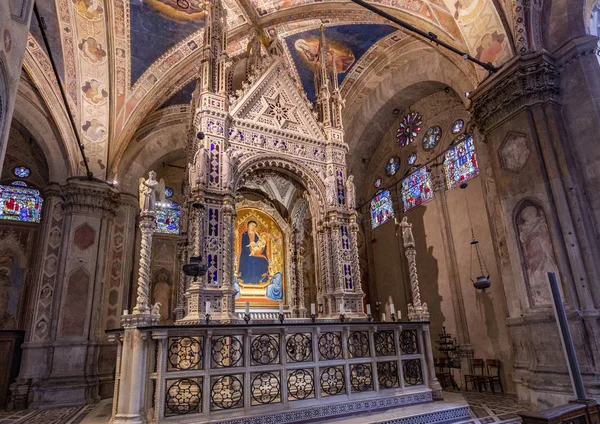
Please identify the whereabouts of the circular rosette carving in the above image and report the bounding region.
[286,333,312,362]
[210,375,244,410]
[251,334,280,365]
[287,369,315,400]
[251,372,281,405]
[318,332,342,360]
[320,366,345,396]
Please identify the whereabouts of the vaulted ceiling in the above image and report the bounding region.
[21,0,517,182]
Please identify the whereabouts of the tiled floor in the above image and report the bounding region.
[454,391,530,424]
[0,405,94,424]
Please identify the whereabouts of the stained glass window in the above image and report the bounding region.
[385,157,400,176]
[396,112,422,147]
[422,126,441,150]
[0,185,43,222]
[13,166,30,178]
[165,187,173,198]
[155,200,181,235]
[451,119,464,134]
[408,153,417,165]
[401,167,434,212]
[443,135,479,190]
[370,190,394,229]
[12,181,27,187]
[374,178,382,188]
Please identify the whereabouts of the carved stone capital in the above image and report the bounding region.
[61,178,120,218]
[42,182,62,199]
[470,52,561,133]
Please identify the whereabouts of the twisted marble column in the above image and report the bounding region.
[399,216,429,321]
[133,211,156,315]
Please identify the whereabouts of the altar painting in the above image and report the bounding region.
[234,208,285,306]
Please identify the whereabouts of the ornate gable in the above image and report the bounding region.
[230,60,325,140]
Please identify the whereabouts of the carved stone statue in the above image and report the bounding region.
[151,301,162,316]
[345,175,356,209]
[139,171,164,212]
[267,28,285,57]
[400,216,415,248]
[190,144,209,188]
[223,146,243,190]
[325,172,337,206]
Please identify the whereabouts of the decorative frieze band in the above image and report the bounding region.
[60,178,120,217]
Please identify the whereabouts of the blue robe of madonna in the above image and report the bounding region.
[239,231,269,284]
[265,272,283,301]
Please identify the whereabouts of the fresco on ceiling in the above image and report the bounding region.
[161,79,197,109]
[285,24,396,103]
[441,0,511,66]
[129,0,206,85]
[29,0,64,80]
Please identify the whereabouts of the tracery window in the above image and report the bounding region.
[155,200,181,235]
[422,126,441,150]
[451,119,464,134]
[12,181,27,187]
[0,185,43,222]
[397,112,422,147]
[374,178,382,189]
[370,190,394,229]
[401,167,434,212]
[407,153,417,165]
[385,157,400,176]
[165,187,173,198]
[443,135,479,190]
[13,166,30,178]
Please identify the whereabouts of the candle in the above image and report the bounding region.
[123,309,129,316]
[398,310,402,321]
[279,302,284,314]
[382,313,386,322]
[245,302,250,315]
[366,304,371,315]
[390,304,395,316]
[206,300,211,314]
[310,303,315,315]
[339,302,345,315]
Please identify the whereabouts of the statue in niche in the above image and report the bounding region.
[238,220,270,285]
[139,171,164,212]
[152,272,171,321]
[516,204,557,306]
[325,172,337,206]
[223,147,243,190]
[346,175,356,209]
[400,216,415,248]
[189,144,209,188]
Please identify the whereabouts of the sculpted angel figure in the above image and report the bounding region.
[345,175,356,209]
[139,171,165,212]
[325,172,337,206]
[189,144,209,189]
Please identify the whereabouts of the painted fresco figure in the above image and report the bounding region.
[238,221,270,284]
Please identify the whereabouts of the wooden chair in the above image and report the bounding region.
[485,359,503,394]
[436,357,460,390]
[464,358,486,392]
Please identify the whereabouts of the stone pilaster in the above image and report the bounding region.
[470,51,600,405]
[15,178,119,408]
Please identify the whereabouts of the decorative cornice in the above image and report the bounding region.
[61,178,120,218]
[470,52,561,133]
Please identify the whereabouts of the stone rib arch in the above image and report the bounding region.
[235,154,328,221]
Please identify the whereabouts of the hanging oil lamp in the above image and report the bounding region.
[461,182,491,291]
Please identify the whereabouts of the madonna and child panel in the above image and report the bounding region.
[234,208,285,306]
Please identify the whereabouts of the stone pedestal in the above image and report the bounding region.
[110,314,159,424]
